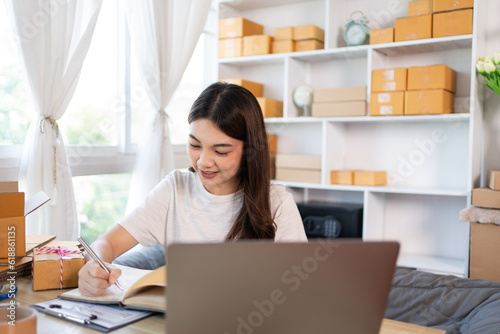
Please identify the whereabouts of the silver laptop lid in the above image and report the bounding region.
[166,240,399,334]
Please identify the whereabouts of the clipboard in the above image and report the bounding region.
[33,298,154,332]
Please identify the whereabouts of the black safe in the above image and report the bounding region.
[296,202,363,240]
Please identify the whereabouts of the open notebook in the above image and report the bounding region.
[59,264,166,313]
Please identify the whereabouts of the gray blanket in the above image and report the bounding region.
[386,267,500,334]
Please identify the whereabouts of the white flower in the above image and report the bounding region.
[484,60,496,74]
[476,60,485,73]
[484,55,495,63]
[494,51,500,65]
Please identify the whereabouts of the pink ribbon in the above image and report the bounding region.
[31,246,83,289]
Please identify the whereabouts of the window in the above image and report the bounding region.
[0,2,217,239]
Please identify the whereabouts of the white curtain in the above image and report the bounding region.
[125,0,211,212]
[6,0,103,240]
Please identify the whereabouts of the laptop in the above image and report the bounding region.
[166,240,399,334]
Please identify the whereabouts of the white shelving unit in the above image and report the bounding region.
[217,0,488,277]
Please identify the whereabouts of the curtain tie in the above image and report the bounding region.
[39,116,60,138]
[39,116,59,187]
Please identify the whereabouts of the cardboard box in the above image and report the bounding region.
[219,38,242,58]
[275,168,321,183]
[0,188,50,258]
[370,92,405,116]
[312,101,366,117]
[331,170,354,185]
[293,24,325,42]
[407,64,457,93]
[433,9,473,39]
[269,153,276,179]
[32,244,85,290]
[405,89,454,115]
[256,97,283,118]
[409,0,433,16]
[353,171,387,186]
[472,188,500,209]
[243,35,272,56]
[276,153,321,170]
[314,86,367,103]
[219,17,263,39]
[371,68,408,92]
[470,222,500,282]
[220,78,263,97]
[267,134,278,153]
[488,170,500,191]
[433,0,473,12]
[274,26,294,40]
[0,182,18,193]
[272,40,295,54]
[370,28,394,44]
[295,39,324,52]
[395,14,432,42]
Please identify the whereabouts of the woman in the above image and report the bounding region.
[78,82,307,296]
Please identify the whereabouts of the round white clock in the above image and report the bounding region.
[292,84,314,117]
[343,11,370,46]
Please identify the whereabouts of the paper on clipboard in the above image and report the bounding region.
[33,298,153,332]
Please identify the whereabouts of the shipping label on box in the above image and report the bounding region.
[488,170,500,191]
[407,64,457,93]
[331,170,354,185]
[314,86,367,103]
[275,168,321,184]
[295,39,324,52]
[409,0,433,16]
[276,153,321,170]
[353,171,387,186]
[243,35,273,56]
[312,101,366,117]
[32,245,85,290]
[219,17,264,39]
[395,14,432,42]
[433,9,473,39]
[433,0,473,12]
[256,97,283,118]
[405,89,454,115]
[274,26,294,40]
[293,24,324,42]
[272,40,295,54]
[470,222,500,282]
[370,28,394,44]
[371,68,407,92]
[220,78,263,97]
[472,188,500,210]
[370,92,405,116]
[219,38,243,58]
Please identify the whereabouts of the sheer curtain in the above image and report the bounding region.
[125,0,211,212]
[6,0,103,240]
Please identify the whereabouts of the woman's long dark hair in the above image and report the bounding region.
[188,82,276,240]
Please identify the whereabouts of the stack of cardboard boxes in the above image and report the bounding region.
[370,0,473,45]
[272,24,324,54]
[275,153,321,184]
[470,170,500,281]
[370,64,456,116]
[219,78,283,118]
[311,86,367,117]
[219,17,265,58]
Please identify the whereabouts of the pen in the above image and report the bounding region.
[77,236,123,291]
[45,305,95,324]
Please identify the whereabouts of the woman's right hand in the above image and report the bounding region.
[78,260,122,297]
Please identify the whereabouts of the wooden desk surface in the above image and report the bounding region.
[7,276,444,334]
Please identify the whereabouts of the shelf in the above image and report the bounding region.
[219,0,317,11]
[265,113,470,124]
[397,253,466,277]
[272,180,469,197]
[218,35,473,66]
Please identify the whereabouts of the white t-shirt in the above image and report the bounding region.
[118,170,308,247]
